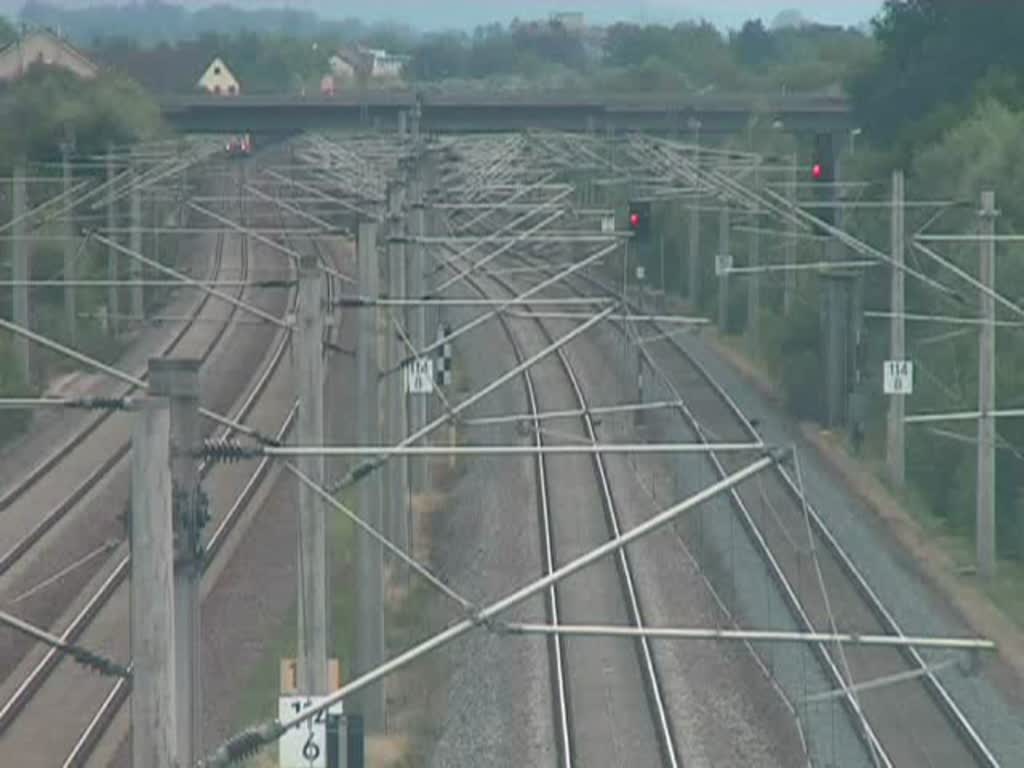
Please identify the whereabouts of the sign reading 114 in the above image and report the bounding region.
[883,360,914,395]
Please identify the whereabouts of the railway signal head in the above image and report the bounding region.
[810,133,836,230]
[627,200,652,243]
[811,133,834,184]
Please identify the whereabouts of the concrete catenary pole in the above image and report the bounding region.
[407,161,427,497]
[822,132,852,429]
[11,162,30,379]
[747,164,761,345]
[106,144,119,336]
[688,193,701,308]
[130,153,144,322]
[62,144,77,345]
[130,395,177,768]
[784,153,797,316]
[422,152,441,431]
[386,182,410,565]
[886,170,906,487]
[717,203,730,333]
[355,220,385,730]
[977,190,997,580]
[688,122,702,307]
[149,358,202,767]
[296,253,328,694]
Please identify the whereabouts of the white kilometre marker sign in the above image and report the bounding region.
[278,696,343,768]
[884,360,914,395]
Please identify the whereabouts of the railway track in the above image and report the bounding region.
[449,243,680,765]
[0,236,227,581]
[0,161,303,766]
[544,261,999,767]
[58,155,348,767]
[0,197,242,704]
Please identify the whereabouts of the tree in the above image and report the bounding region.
[0,15,15,47]
[733,19,777,68]
[848,0,1024,154]
[0,69,162,163]
[410,32,468,81]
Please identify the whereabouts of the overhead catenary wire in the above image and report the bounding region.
[0,608,130,679]
[197,451,783,768]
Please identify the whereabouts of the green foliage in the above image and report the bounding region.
[777,300,824,421]
[913,100,1024,221]
[406,19,872,94]
[898,98,1024,554]
[732,19,777,68]
[0,69,162,164]
[0,338,31,444]
[92,32,332,94]
[0,15,16,47]
[848,0,1024,161]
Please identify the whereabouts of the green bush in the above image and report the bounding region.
[778,301,824,421]
[0,337,33,444]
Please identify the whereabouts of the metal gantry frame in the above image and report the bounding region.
[1,130,1007,768]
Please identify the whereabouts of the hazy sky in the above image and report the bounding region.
[4,1,886,30]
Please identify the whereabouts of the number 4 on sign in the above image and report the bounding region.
[883,360,914,395]
[278,696,341,768]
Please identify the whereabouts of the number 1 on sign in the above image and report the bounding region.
[883,360,914,395]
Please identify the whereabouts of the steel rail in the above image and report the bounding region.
[56,168,309,766]
[0,222,245,734]
[469,276,575,767]
[0,229,228,576]
[0,232,224,514]
[468,263,680,766]
[538,261,892,764]
[0,177,290,752]
[573,265,998,767]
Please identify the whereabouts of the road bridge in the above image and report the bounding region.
[159,90,852,136]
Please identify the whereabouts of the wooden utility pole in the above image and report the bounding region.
[130,394,177,768]
[149,358,202,767]
[297,253,328,694]
[355,220,385,731]
[886,170,906,487]
[977,190,997,579]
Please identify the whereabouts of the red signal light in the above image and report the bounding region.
[812,163,824,181]
[630,212,641,229]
